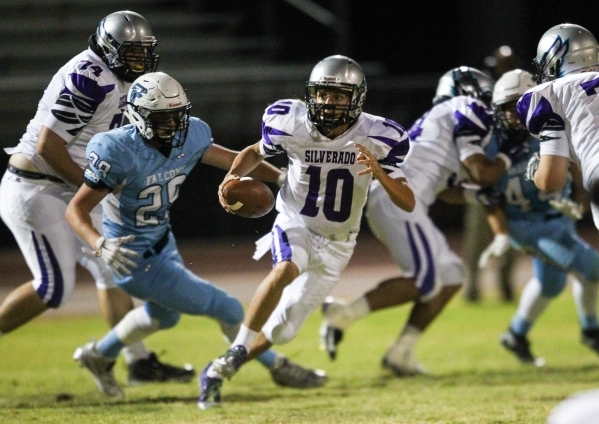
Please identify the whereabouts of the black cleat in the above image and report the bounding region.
[127,352,195,385]
[500,330,545,367]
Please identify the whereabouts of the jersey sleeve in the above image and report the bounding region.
[367,117,410,178]
[259,100,299,157]
[84,132,132,190]
[44,61,117,144]
[453,98,494,162]
[516,84,570,158]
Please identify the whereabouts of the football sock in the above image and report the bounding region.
[122,342,150,364]
[256,350,276,368]
[345,297,371,326]
[395,324,421,350]
[515,277,550,325]
[232,324,258,351]
[572,278,599,330]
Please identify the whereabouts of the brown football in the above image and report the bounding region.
[222,177,275,218]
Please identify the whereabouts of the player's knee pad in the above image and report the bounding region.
[268,322,297,345]
[145,302,181,329]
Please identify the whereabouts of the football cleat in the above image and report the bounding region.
[500,330,545,367]
[198,362,223,410]
[270,356,328,388]
[582,328,599,355]
[74,341,124,397]
[210,345,248,380]
[381,339,428,377]
[127,352,195,385]
[320,297,350,360]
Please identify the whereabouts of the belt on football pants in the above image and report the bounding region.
[7,164,64,183]
[143,231,170,259]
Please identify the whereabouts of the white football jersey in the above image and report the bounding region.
[401,96,494,206]
[259,99,409,238]
[5,48,129,177]
[517,72,599,191]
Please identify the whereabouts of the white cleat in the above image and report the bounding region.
[74,342,124,398]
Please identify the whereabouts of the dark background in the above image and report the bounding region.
[0,0,596,248]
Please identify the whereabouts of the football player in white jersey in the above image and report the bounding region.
[66,72,327,398]
[0,11,193,384]
[478,69,599,365]
[198,55,415,409]
[519,24,599,231]
[319,66,529,376]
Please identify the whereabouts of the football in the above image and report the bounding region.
[221,177,275,218]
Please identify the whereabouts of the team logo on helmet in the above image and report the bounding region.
[129,83,148,104]
[539,36,569,81]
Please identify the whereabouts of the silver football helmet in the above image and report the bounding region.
[305,55,367,129]
[492,69,536,139]
[533,23,599,83]
[432,66,494,106]
[92,11,159,82]
[124,72,191,149]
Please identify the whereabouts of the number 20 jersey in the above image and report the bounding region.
[517,72,599,192]
[259,99,410,238]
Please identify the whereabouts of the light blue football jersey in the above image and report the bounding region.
[84,117,212,252]
[485,130,568,221]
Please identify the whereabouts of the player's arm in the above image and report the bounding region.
[36,126,85,187]
[462,153,509,187]
[534,154,570,193]
[202,143,282,184]
[355,143,415,212]
[478,205,511,269]
[66,183,138,277]
[65,184,109,248]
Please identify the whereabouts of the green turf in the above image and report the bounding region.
[0,292,597,423]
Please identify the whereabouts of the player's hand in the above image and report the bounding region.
[525,153,540,181]
[478,234,511,269]
[549,198,584,220]
[277,168,288,188]
[355,143,384,179]
[83,235,138,278]
[218,174,240,213]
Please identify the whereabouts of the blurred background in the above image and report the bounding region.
[0,0,595,248]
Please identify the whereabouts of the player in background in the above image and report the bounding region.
[199,55,415,409]
[0,11,193,385]
[463,45,522,302]
[477,69,599,365]
[66,72,327,398]
[319,66,528,376]
[520,24,599,233]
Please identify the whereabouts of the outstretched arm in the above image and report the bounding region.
[201,143,282,184]
[355,143,415,212]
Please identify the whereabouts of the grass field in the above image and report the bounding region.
[0,292,598,423]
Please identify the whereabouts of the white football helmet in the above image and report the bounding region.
[125,72,191,149]
[533,23,599,83]
[432,66,494,106]
[492,69,536,139]
[305,55,367,129]
[92,10,159,82]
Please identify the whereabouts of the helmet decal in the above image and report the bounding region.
[129,83,148,104]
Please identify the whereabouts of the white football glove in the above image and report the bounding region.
[83,235,138,278]
[549,198,584,220]
[478,234,511,269]
[525,153,540,181]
